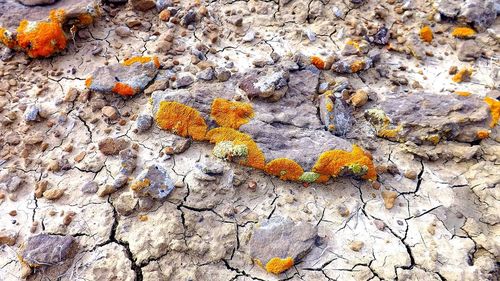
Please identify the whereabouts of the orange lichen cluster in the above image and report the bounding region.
[451,27,476,38]
[315,174,330,183]
[476,130,490,139]
[16,9,67,58]
[312,145,377,181]
[210,98,254,129]
[112,82,136,96]
[206,127,265,169]
[264,257,294,274]
[155,101,208,141]
[454,91,471,97]
[452,68,473,83]
[130,178,150,191]
[265,158,304,181]
[310,56,325,70]
[350,60,365,73]
[77,13,94,26]
[484,97,500,128]
[0,28,16,49]
[85,77,93,88]
[123,56,160,68]
[419,25,433,42]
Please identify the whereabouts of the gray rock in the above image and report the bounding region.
[242,30,255,42]
[115,26,131,38]
[0,174,22,193]
[87,61,158,96]
[227,15,243,27]
[249,216,318,271]
[81,181,98,194]
[22,234,74,266]
[304,29,316,42]
[366,92,490,144]
[239,69,289,101]
[318,93,354,137]
[372,26,390,45]
[215,68,231,82]
[196,67,214,81]
[0,228,18,246]
[181,10,197,27]
[16,0,57,6]
[131,165,174,200]
[435,0,497,31]
[332,55,374,73]
[175,74,194,88]
[196,159,224,175]
[113,174,129,189]
[130,0,156,11]
[457,40,482,62]
[119,148,137,176]
[135,115,154,133]
[156,0,173,11]
[24,105,39,122]
[114,193,138,216]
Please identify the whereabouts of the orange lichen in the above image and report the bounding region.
[85,77,92,88]
[315,174,330,183]
[350,60,365,73]
[112,82,136,96]
[77,13,94,26]
[326,102,333,112]
[206,127,265,169]
[265,158,304,181]
[130,178,150,191]
[0,27,16,49]
[155,101,208,141]
[265,257,294,274]
[210,98,254,129]
[312,145,377,181]
[476,130,490,139]
[419,25,433,42]
[454,91,471,97]
[123,56,160,68]
[484,97,500,128]
[452,68,473,83]
[16,9,67,58]
[451,27,476,38]
[310,56,325,70]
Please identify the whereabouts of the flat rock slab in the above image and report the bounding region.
[249,216,318,266]
[22,234,74,266]
[0,0,97,29]
[372,92,490,143]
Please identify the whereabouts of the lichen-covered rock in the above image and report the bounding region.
[0,172,22,192]
[130,164,174,199]
[366,92,490,144]
[249,216,318,274]
[22,234,74,266]
[332,55,374,73]
[435,0,497,31]
[86,59,159,96]
[119,148,138,175]
[318,91,354,136]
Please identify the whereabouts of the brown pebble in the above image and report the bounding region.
[404,170,417,180]
[9,210,17,216]
[381,191,398,209]
[247,180,257,191]
[349,241,364,252]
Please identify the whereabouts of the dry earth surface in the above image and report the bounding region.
[0,0,499,280]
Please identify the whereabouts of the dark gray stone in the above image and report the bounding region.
[131,165,174,200]
[22,234,74,266]
[135,114,154,133]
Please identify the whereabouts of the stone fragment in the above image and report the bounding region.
[215,68,231,82]
[135,115,154,133]
[98,137,130,156]
[114,193,138,216]
[381,191,397,209]
[24,105,40,121]
[130,164,174,199]
[196,159,224,175]
[249,216,318,274]
[130,0,156,11]
[239,69,289,101]
[119,148,138,175]
[457,40,481,62]
[0,228,18,246]
[349,89,368,107]
[435,0,497,31]
[174,74,194,88]
[22,234,74,266]
[81,181,98,194]
[101,106,119,120]
[0,173,22,193]
[318,92,354,136]
[196,67,214,81]
[331,55,374,73]
[181,10,196,27]
[349,241,364,251]
[115,26,131,38]
[43,188,65,200]
[17,0,57,6]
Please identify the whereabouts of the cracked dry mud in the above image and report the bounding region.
[0,0,499,280]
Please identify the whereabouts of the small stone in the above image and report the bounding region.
[337,205,350,217]
[242,30,255,42]
[130,0,156,11]
[81,181,98,194]
[181,10,197,27]
[24,105,39,121]
[196,67,214,81]
[63,211,76,226]
[34,181,48,198]
[373,219,385,230]
[97,185,117,197]
[22,234,74,266]
[349,89,369,107]
[457,40,481,62]
[174,179,184,188]
[0,228,18,246]
[175,74,194,88]
[102,106,119,120]
[114,193,138,216]
[43,188,65,200]
[8,210,17,216]
[404,170,418,180]
[74,151,86,163]
[130,164,174,199]
[98,137,130,156]
[138,197,154,211]
[47,160,60,172]
[449,66,458,75]
[135,115,154,133]
[159,9,171,21]
[381,191,397,209]
[115,26,131,38]
[349,241,364,252]
[215,68,231,82]
[228,15,243,27]
[248,180,257,191]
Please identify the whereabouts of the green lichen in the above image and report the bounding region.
[299,172,321,183]
[346,163,368,176]
[364,108,389,125]
[212,141,248,159]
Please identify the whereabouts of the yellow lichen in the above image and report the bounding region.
[130,178,150,191]
[326,102,333,112]
[350,60,365,73]
[138,215,148,221]
[310,56,325,70]
[451,27,476,39]
[346,39,360,51]
[210,98,254,129]
[112,82,136,96]
[265,257,294,274]
[419,25,433,43]
[377,124,402,139]
[265,158,304,181]
[425,134,441,145]
[0,27,16,49]
[155,101,208,141]
[476,129,490,139]
[123,56,160,68]
[312,145,377,181]
[454,91,471,97]
[16,9,67,58]
[484,97,500,128]
[452,68,473,83]
[206,127,265,170]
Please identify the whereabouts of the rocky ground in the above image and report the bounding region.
[0,0,499,280]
